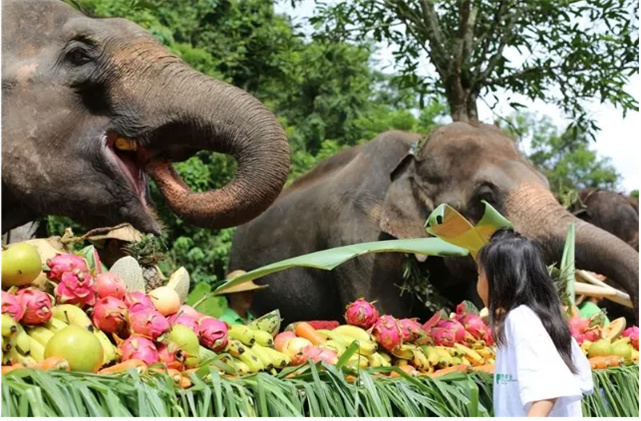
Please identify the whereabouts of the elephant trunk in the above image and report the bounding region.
[142,67,290,228]
[505,183,639,321]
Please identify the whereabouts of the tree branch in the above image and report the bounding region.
[471,0,508,80]
[473,8,518,86]
[415,0,451,75]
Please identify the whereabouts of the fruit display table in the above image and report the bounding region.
[1,364,638,417]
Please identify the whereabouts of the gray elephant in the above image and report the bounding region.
[229,123,639,324]
[569,189,639,251]
[2,0,290,234]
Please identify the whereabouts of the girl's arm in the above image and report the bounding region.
[527,399,556,417]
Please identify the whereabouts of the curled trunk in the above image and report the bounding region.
[505,183,639,321]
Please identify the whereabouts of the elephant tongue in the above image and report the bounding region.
[114,146,147,201]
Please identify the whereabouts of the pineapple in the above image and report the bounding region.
[123,234,167,291]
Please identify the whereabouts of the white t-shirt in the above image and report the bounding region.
[493,305,594,417]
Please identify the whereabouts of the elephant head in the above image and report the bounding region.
[2,0,290,234]
[379,122,639,318]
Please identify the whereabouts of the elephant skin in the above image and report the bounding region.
[569,188,639,251]
[2,0,290,234]
[229,123,639,324]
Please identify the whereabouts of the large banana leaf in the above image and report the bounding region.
[214,238,468,294]
[425,201,512,259]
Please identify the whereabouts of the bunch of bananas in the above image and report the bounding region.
[222,324,290,374]
[389,342,495,374]
[316,325,384,369]
[1,305,118,368]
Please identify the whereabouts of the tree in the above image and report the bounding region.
[305,0,638,138]
[500,112,620,202]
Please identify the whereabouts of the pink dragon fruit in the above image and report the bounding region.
[129,308,170,340]
[92,297,128,334]
[1,291,24,322]
[157,342,186,371]
[458,313,488,341]
[303,346,338,365]
[94,272,127,300]
[430,327,457,347]
[372,315,403,352]
[582,328,601,343]
[423,310,447,332]
[198,317,228,351]
[54,270,95,307]
[435,319,473,344]
[175,305,202,320]
[568,315,590,335]
[16,288,52,325]
[484,328,495,346]
[124,292,155,313]
[119,335,159,365]
[45,253,89,282]
[344,298,379,329]
[623,326,639,350]
[399,318,426,343]
[167,313,200,336]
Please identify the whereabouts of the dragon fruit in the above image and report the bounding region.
[16,288,52,325]
[423,310,447,332]
[124,292,155,313]
[623,326,639,350]
[45,253,89,282]
[372,315,403,352]
[119,335,159,365]
[430,327,457,347]
[399,318,425,343]
[435,319,473,344]
[344,298,379,329]
[458,313,488,340]
[92,297,128,334]
[484,328,495,346]
[307,320,340,330]
[168,313,200,336]
[1,291,24,322]
[129,308,170,340]
[157,342,186,371]
[198,317,228,351]
[95,272,127,300]
[174,305,202,320]
[303,346,338,365]
[568,315,590,335]
[54,270,95,307]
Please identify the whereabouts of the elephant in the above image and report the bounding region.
[229,123,639,324]
[2,0,290,235]
[569,189,639,251]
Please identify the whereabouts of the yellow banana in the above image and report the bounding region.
[26,325,55,347]
[367,352,391,368]
[420,346,440,367]
[379,352,392,364]
[252,329,274,348]
[14,325,31,356]
[3,330,18,353]
[51,305,92,329]
[2,346,19,365]
[250,344,275,370]
[1,314,18,337]
[332,325,373,343]
[411,348,431,372]
[476,346,494,360]
[228,325,257,346]
[451,356,462,365]
[319,339,346,355]
[391,344,416,360]
[238,348,265,372]
[394,358,410,367]
[225,339,247,358]
[262,346,291,368]
[612,337,631,346]
[16,353,38,367]
[460,356,472,366]
[315,329,333,339]
[323,330,377,356]
[48,318,68,333]
[93,329,117,365]
[434,347,453,367]
[453,343,485,365]
[231,359,251,376]
[28,336,45,362]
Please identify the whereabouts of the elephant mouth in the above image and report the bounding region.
[104,131,150,207]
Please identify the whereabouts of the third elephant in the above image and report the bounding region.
[229,122,639,324]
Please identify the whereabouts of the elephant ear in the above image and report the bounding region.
[379,153,432,242]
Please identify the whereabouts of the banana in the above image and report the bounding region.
[94,329,117,365]
[460,356,472,366]
[1,314,18,337]
[28,336,45,362]
[16,353,37,367]
[379,352,392,364]
[434,347,454,367]
[14,325,31,355]
[420,346,440,367]
[51,305,93,329]
[394,358,410,367]
[411,348,431,372]
[453,343,485,365]
[250,344,275,370]
[238,348,265,372]
[2,347,19,365]
[26,325,55,347]
[580,340,592,356]
[252,329,274,348]
[231,359,251,376]
[48,318,69,333]
[3,331,18,353]
[322,330,377,356]
[247,309,281,337]
[612,337,631,346]
[228,325,257,346]
[391,344,416,360]
[451,356,462,365]
[315,329,333,339]
[319,339,346,355]
[226,339,247,358]
[332,325,373,343]
[476,346,494,360]
[262,346,291,368]
[436,345,460,357]
[367,352,391,368]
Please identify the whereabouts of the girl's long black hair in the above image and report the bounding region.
[477,227,577,374]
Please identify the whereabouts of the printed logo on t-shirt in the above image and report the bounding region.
[495,373,517,385]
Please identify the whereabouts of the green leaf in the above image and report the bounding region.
[559,222,576,309]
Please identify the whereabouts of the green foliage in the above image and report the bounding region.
[306,0,639,138]
[632,190,639,200]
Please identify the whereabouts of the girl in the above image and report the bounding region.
[477,227,593,417]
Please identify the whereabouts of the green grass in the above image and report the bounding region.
[1,364,638,417]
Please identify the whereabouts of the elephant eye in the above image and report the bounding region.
[67,46,93,65]
[475,184,496,203]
